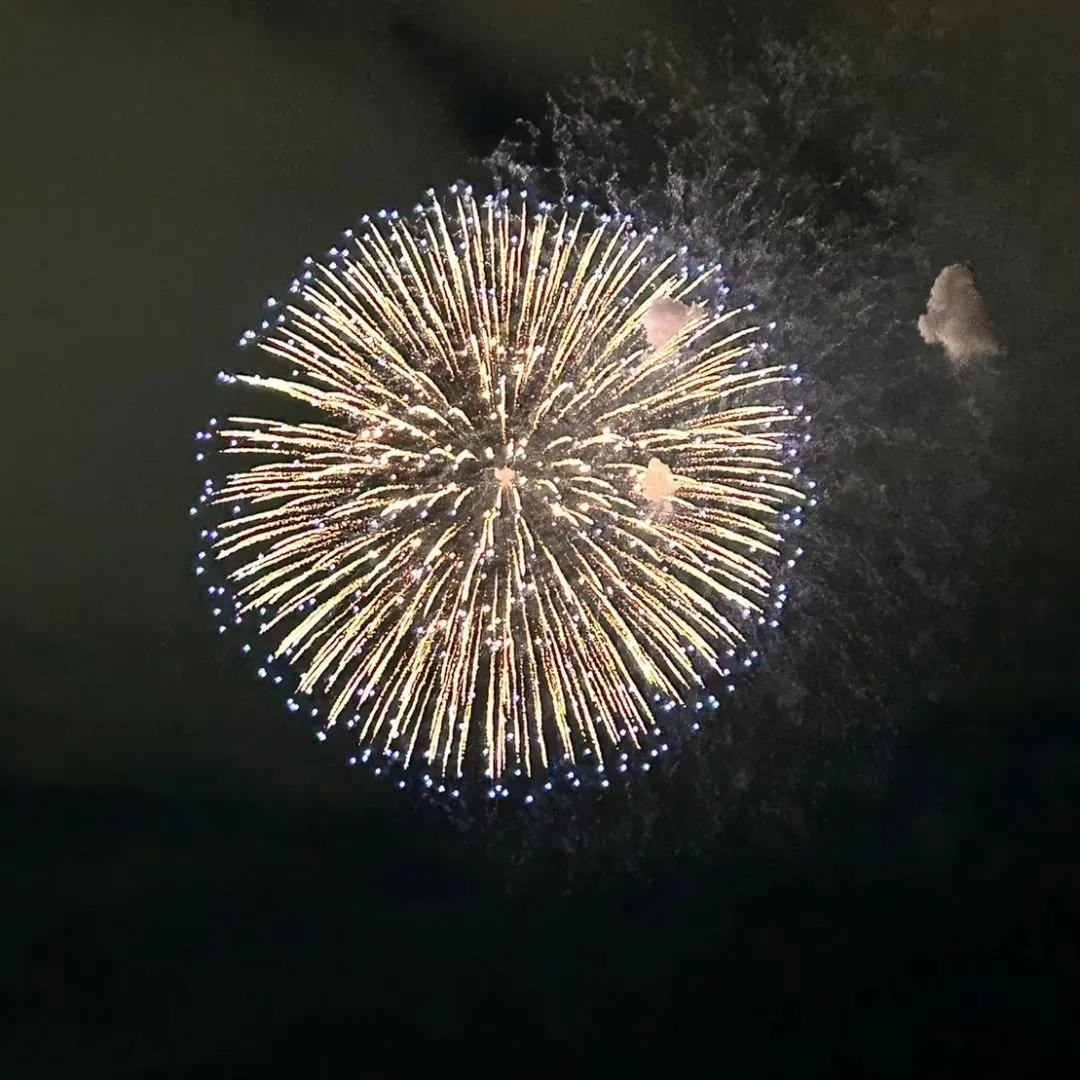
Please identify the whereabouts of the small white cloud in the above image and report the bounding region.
[918,264,1001,367]
[638,457,679,503]
[643,297,692,348]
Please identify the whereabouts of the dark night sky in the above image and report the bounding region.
[2,1,1079,1075]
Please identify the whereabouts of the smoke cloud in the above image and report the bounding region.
[918,264,1002,366]
[638,457,679,503]
[644,297,692,348]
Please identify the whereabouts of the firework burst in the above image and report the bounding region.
[194,186,812,797]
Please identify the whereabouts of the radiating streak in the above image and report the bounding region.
[209,190,804,783]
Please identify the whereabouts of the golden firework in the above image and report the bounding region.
[199,187,807,791]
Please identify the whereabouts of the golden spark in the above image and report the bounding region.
[205,187,804,786]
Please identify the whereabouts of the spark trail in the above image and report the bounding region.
[196,186,810,792]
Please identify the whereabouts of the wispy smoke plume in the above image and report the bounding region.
[485,36,1016,867]
[918,264,1002,367]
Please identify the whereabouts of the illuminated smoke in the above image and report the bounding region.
[644,296,693,348]
[638,457,679,503]
[918,263,1002,367]
[196,187,809,793]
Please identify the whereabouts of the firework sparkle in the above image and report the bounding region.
[193,186,812,798]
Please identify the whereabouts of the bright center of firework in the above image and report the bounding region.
[203,188,807,790]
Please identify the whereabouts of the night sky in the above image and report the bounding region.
[3,1,1080,1075]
